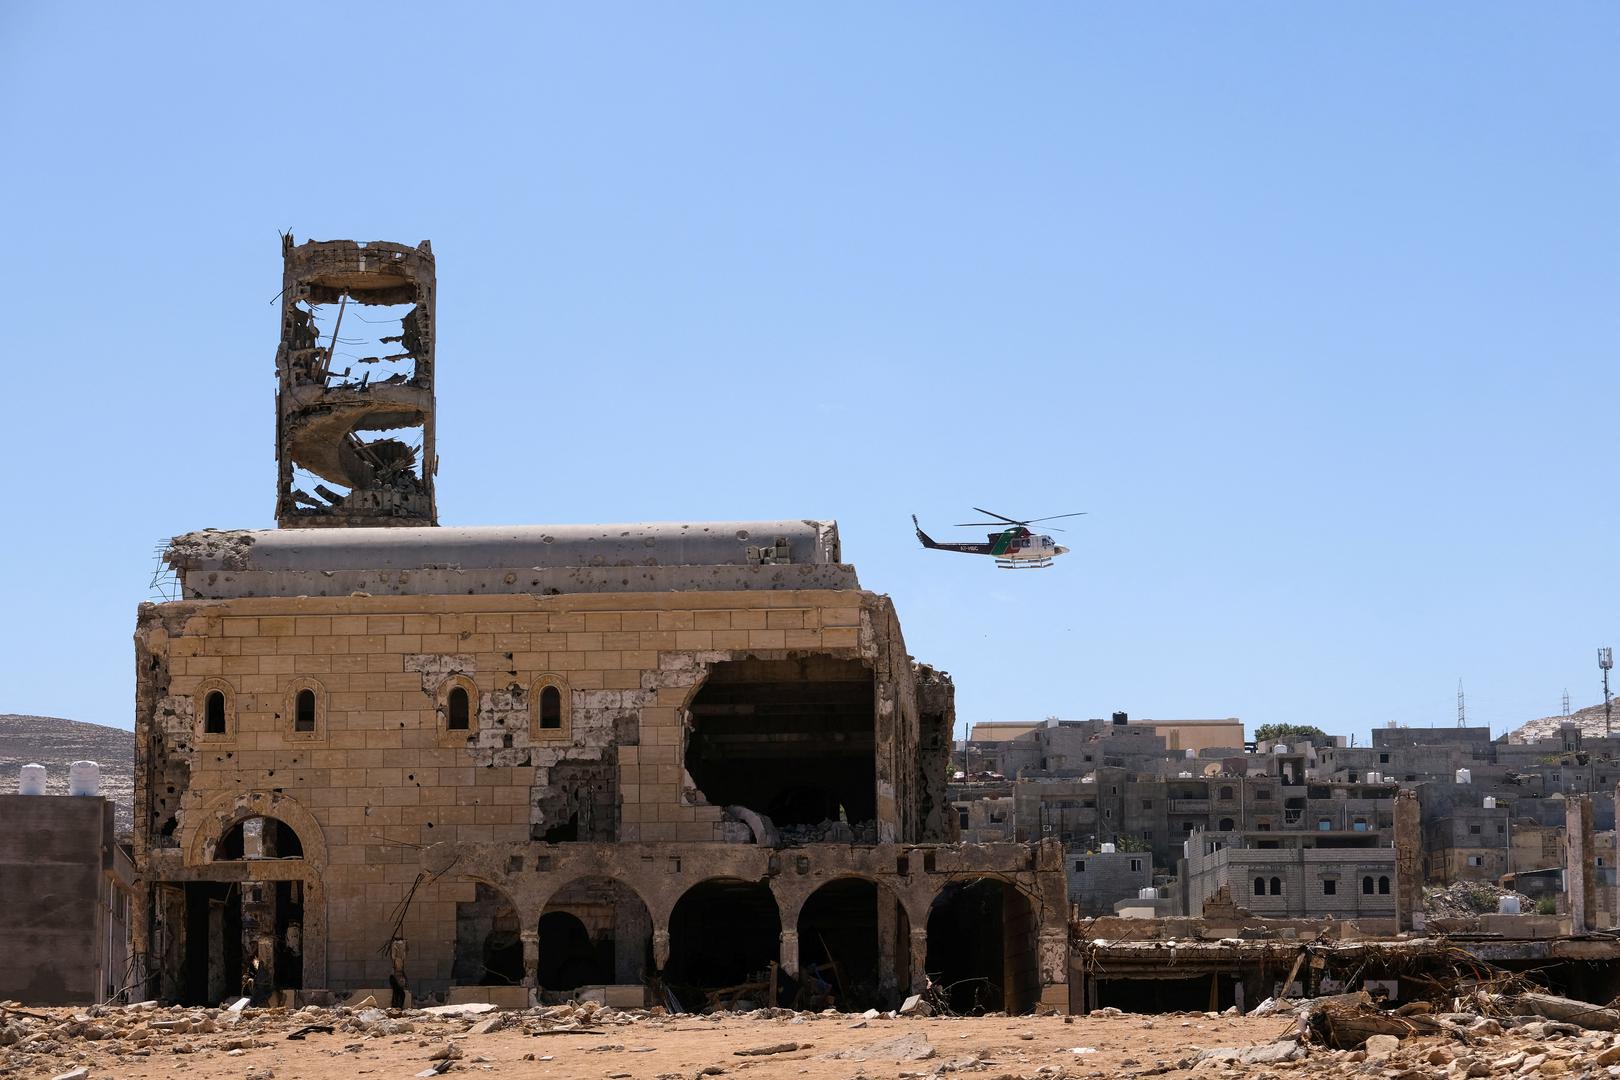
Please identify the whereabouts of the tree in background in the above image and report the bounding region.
[1253,722,1330,745]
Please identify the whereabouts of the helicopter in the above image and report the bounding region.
[912,507,1085,570]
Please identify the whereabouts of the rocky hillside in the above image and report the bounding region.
[0,714,134,834]
[1510,700,1620,743]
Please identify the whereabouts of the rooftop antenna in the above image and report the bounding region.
[1601,649,1613,738]
[1457,679,1466,727]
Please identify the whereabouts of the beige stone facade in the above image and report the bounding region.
[134,583,1069,1011]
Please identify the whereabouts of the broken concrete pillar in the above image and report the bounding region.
[778,928,799,978]
[1394,789,1422,932]
[520,929,538,988]
[653,926,671,973]
[909,926,928,994]
[1566,794,1597,934]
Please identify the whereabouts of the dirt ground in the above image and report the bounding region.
[1,1006,1303,1080]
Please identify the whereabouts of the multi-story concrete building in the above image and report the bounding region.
[129,236,1070,1015]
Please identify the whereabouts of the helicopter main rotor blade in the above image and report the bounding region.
[970,507,1027,526]
[1023,512,1087,523]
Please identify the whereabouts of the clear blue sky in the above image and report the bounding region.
[2,5,1617,744]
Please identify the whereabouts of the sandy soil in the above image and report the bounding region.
[2,1007,1306,1080]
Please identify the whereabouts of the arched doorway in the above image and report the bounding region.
[666,878,781,1009]
[538,877,652,991]
[925,877,1039,1015]
[795,877,908,1011]
[453,882,524,987]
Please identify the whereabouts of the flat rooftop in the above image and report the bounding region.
[163,520,860,599]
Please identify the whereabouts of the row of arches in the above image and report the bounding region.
[456,872,1038,1014]
[180,802,1046,1014]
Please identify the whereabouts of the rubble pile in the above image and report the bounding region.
[8,987,1620,1079]
[1425,881,1533,918]
[778,818,882,845]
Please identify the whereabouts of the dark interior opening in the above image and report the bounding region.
[666,878,781,1001]
[1096,974,1234,1013]
[205,691,226,733]
[448,686,470,730]
[537,911,609,989]
[925,878,1039,1015]
[540,686,562,729]
[214,816,304,861]
[180,882,241,1006]
[453,882,524,986]
[295,689,316,732]
[796,877,906,1010]
[684,658,875,827]
[273,880,304,990]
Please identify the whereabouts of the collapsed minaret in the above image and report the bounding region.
[274,235,437,527]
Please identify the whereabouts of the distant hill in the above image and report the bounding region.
[1511,700,1620,743]
[0,714,134,834]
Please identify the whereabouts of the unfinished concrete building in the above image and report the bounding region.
[130,237,1069,1015]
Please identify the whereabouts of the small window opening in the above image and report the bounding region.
[1253,877,1265,896]
[1378,876,1390,895]
[1323,878,1337,895]
[448,686,470,730]
[205,691,226,734]
[1269,876,1282,895]
[1362,876,1374,894]
[539,685,562,729]
[295,688,316,732]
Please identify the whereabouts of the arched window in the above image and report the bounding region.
[285,678,325,738]
[295,688,316,732]
[1377,876,1390,895]
[194,679,235,738]
[1218,818,1235,831]
[205,691,226,734]
[1253,877,1266,897]
[539,686,562,730]
[1269,876,1282,896]
[448,686,470,730]
[1362,876,1374,895]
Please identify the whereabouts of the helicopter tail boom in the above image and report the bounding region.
[912,514,940,549]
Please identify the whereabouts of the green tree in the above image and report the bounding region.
[1253,722,1330,745]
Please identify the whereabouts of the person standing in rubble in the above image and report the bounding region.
[388,935,409,1009]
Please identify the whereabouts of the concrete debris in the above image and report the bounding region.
[1424,881,1533,918]
[821,1032,937,1062]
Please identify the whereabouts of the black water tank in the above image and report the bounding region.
[1112,711,1128,725]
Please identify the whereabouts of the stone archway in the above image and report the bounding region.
[172,791,328,998]
[924,876,1040,1015]
[791,875,909,1010]
[665,878,782,1008]
[535,876,654,992]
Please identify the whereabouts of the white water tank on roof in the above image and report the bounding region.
[1367,771,1383,784]
[1483,796,1498,809]
[1139,887,1159,900]
[18,764,46,795]
[1101,842,1116,854]
[1185,749,1196,758]
[1498,895,1522,915]
[1274,743,1289,754]
[68,760,100,797]
[1456,768,1472,784]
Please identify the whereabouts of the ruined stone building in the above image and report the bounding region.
[131,236,1069,1014]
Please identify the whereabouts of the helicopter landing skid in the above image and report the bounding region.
[995,557,1053,570]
